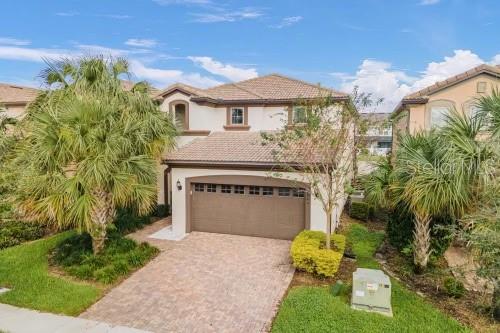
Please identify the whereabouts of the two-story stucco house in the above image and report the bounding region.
[392,64,500,149]
[0,83,39,118]
[359,113,392,156]
[153,74,353,240]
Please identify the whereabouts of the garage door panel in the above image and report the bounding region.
[190,181,306,240]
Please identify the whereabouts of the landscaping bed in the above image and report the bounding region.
[379,243,497,332]
[272,218,469,333]
[0,209,159,315]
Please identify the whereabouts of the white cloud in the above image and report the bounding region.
[491,54,500,65]
[336,50,497,113]
[125,39,158,48]
[419,0,440,5]
[96,14,132,19]
[0,46,72,62]
[188,56,258,81]
[129,60,222,87]
[0,37,31,46]
[271,16,303,29]
[191,8,263,23]
[55,11,79,17]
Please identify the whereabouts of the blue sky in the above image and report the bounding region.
[1,0,499,112]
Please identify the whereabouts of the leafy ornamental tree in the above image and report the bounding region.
[14,56,177,254]
[263,94,357,250]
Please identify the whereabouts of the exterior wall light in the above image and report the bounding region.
[176,180,182,191]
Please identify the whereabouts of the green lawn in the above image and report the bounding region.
[272,223,470,333]
[0,232,102,315]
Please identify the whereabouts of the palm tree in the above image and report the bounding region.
[393,130,472,271]
[476,87,500,138]
[15,56,177,254]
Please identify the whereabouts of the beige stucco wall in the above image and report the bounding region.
[3,104,27,119]
[168,167,348,238]
[406,74,499,134]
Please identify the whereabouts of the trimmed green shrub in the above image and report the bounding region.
[51,232,159,284]
[114,208,153,235]
[349,201,370,221]
[443,277,465,298]
[291,230,346,277]
[0,220,46,249]
[155,204,169,218]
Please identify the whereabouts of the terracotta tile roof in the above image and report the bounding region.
[360,112,391,122]
[164,131,334,167]
[120,80,160,97]
[155,74,348,103]
[404,64,500,100]
[0,83,39,105]
[393,64,500,114]
[164,132,279,166]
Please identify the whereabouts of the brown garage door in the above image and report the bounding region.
[188,177,308,240]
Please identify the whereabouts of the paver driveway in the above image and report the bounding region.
[81,230,294,333]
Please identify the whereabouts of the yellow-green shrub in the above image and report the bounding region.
[290,230,346,277]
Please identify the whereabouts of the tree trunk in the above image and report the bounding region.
[89,188,114,255]
[413,211,432,273]
[326,212,332,250]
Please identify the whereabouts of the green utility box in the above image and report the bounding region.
[351,268,393,317]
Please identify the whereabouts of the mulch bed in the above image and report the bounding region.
[378,239,497,332]
[289,215,498,332]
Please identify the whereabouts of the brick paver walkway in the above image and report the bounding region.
[81,227,294,333]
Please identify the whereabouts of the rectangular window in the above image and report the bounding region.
[278,187,291,197]
[430,106,450,128]
[206,184,217,193]
[292,188,305,198]
[262,187,274,196]
[249,186,260,195]
[221,185,232,194]
[231,107,244,125]
[292,106,307,124]
[194,183,205,192]
[234,185,245,194]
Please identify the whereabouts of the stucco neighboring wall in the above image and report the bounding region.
[3,104,27,119]
[407,74,499,134]
[168,167,345,238]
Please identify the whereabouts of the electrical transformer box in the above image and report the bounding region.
[351,268,392,317]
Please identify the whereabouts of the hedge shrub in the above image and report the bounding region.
[291,230,346,277]
[113,208,153,235]
[349,201,370,221]
[0,220,46,249]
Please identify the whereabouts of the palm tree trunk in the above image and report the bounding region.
[413,211,432,272]
[90,188,114,255]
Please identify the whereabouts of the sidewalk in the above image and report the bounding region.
[0,304,151,333]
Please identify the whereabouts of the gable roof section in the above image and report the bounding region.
[0,83,40,105]
[394,64,500,114]
[155,74,349,104]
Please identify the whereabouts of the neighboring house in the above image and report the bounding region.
[359,113,392,156]
[154,74,353,240]
[392,64,500,149]
[0,83,39,118]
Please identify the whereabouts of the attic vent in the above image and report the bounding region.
[477,82,487,93]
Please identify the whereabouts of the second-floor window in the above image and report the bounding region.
[231,107,244,125]
[430,106,450,128]
[292,106,307,124]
